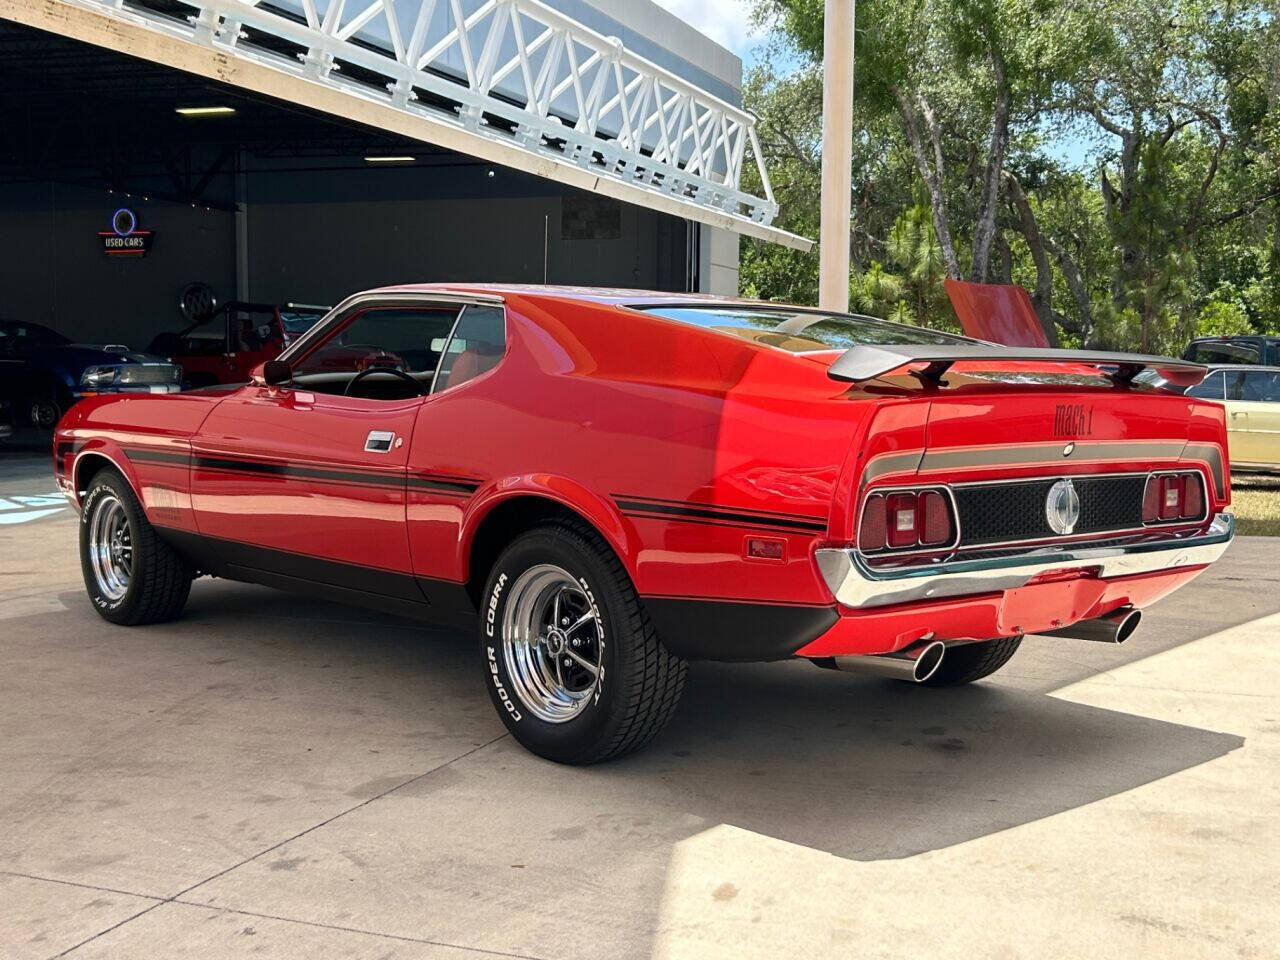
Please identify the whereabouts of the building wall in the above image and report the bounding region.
[244,194,688,307]
[0,181,236,347]
[0,166,690,349]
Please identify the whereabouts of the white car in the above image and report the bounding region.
[1184,365,1280,475]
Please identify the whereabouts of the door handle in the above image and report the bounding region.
[365,430,396,453]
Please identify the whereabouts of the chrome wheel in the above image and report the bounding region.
[88,493,133,601]
[30,399,60,428]
[501,564,603,723]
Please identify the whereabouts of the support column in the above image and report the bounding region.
[234,148,249,301]
[818,0,855,313]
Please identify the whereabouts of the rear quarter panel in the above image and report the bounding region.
[409,295,869,605]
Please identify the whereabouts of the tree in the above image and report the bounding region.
[746,0,1280,352]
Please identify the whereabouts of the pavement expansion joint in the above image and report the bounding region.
[28,733,510,959]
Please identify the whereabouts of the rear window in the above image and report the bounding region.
[1185,340,1264,365]
[636,305,970,354]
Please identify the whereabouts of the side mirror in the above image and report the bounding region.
[255,359,292,386]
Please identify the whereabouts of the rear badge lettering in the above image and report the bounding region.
[1054,403,1094,438]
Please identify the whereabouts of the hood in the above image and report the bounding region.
[47,344,173,366]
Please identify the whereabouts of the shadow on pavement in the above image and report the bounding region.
[166,581,1242,863]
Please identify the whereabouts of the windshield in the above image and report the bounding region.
[636,305,972,354]
[280,308,327,337]
[0,319,70,347]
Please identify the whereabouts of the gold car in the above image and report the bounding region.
[1186,365,1280,474]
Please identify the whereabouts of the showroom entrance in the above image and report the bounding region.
[0,0,799,349]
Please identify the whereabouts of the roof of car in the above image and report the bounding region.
[364,282,769,308]
[1191,335,1280,341]
[1205,364,1280,372]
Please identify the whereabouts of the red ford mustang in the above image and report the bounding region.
[54,285,1235,763]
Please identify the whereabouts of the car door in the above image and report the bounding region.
[405,303,508,591]
[189,298,462,595]
[1223,370,1280,468]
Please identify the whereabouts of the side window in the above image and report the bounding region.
[291,305,461,400]
[1264,374,1280,403]
[433,305,506,393]
[1186,372,1225,400]
[1228,371,1280,402]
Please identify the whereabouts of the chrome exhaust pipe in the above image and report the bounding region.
[813,638,948,684]
[1039,608,1142,645]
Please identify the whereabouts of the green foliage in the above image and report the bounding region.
[743,0,1280,354]
[1197,291,1256,338]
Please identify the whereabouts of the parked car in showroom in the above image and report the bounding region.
[1183,335,1280,367]
[0,318,182,428]
[53,286,1235,763]
[1140,364,1280,474]
[147,301,329,387]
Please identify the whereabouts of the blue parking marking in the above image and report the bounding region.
[0,493,68,524]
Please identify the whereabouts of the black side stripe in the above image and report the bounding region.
[193,455,408,490]
[126,449,478,497]
[409,473,482,495]
[123,447,190,466]
[614,496,827,534]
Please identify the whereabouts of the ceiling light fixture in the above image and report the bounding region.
[364,155,416,163]
[175,106,236,116]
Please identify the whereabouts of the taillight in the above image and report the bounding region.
[921,491,951,544]
[1143,472,1204,523]
[860,488,954,552]
[858,494,887,551]
[1184,474,1203,519]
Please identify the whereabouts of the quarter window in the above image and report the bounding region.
[1186,372,1225,400]
[433,305,506,393]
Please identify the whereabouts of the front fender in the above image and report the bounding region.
[67,437,145,512]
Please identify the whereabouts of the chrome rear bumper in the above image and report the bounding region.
[816,513,1235,610]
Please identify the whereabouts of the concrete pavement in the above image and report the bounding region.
[1,451,1277,958]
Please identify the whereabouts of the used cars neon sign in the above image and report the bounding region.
[98,208,154,257]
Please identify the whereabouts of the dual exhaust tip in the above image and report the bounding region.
[814,637,949,684]
[1038,607,1142,645]
[812,608,1142,683]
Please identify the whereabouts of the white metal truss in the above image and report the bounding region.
[60,0,783,230]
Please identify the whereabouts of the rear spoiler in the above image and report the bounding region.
[827,343,1208,387]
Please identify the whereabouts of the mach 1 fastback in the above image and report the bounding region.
[55,286,1234,762]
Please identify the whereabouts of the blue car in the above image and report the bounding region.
[0,318,182,429]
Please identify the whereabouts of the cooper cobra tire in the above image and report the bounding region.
[480,520,687,764]
[920,635,1023,687]
[79,468,193,625]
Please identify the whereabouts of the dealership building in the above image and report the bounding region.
[0,0,803,348]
